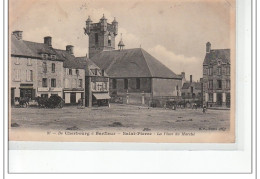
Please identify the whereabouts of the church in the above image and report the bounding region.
[84,15,182,106]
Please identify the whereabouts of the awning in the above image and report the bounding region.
[93,93,111,100]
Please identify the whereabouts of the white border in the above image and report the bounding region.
[3,0,256,176]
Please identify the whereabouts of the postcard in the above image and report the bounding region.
[9,0,236,143]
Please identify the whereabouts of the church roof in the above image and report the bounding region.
[90,48,181,79]
[203,49,230,65]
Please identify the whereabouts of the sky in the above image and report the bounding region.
[9,0,235,81]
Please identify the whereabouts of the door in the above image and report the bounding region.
[20,89,33,99]
[217,93,222,106]
[11,88,15,105]
[70,92,76,104]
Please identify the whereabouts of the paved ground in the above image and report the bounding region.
[10,104,230,132]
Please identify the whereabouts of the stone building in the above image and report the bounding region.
[55,46,86,105]
[202,42,231,107]
[84,14,118,58]
[84,58,110,107]
[181,75,203,102]
[85,15,182,106]
[10,31,64,105]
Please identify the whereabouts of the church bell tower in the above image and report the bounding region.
[84,14,118,58]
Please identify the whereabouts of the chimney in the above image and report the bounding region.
[66,45,74,55]
[44,36,52,47]
[190,75,192,83]
[206,42,211,53]
[13,31,23,40]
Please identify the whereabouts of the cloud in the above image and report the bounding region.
[147,45,203,81]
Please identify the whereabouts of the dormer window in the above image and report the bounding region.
[51,55,56,60]
[42,54,48,59]
[217,60,222,66]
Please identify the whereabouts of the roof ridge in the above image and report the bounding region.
[140,48,153,77]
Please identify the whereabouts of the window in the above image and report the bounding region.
[26,70,33,81]
[222,66,226,75]
[181,92,185,97]
[27,58,32,66]
[65,79,69,88]
[217,67,221,75]
[42,78,47,87]
[52,63,55,73]
[72,79,77,88]
[217,80,222,89]
[42,54,48,59]
[112,79,117,89]
[51,55,56,59]
[69,69,72,75]
[51,79,56,87]
[208,80,213,90]
[136,78,140,89]
[42,61,47,73]
[104,82,108,90]
[108,33,111,46]
[124,79,128,89]
[76,69,79,75]
[203,67,207,75]
[209,93,213,102]
[191,86,194,94]
[226,80,230,89]
[226,66,230,75]
[78,79,82,88]
[14,69,20,81]
[15,57,20,65]
[208,67,213,76]
[95,33,98,44]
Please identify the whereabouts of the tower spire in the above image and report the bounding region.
[118,33,125,50]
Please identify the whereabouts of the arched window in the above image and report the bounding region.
[108,33,111,46]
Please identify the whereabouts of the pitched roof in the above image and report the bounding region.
[82,57,108,77]
[182,82,202,90]
[90,48,181,79]
[11,35,39,58]
[203,49,230,65]
[11,34,64,61]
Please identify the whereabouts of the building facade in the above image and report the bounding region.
[10,31,64,105]
[55,47,86,105]
[181,75,203,102]
[86,15,182,107]
[85,58,110,107]
[202,42,231,107]
[10,31,89,106]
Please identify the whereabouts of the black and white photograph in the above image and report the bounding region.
[9,0,235,143]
